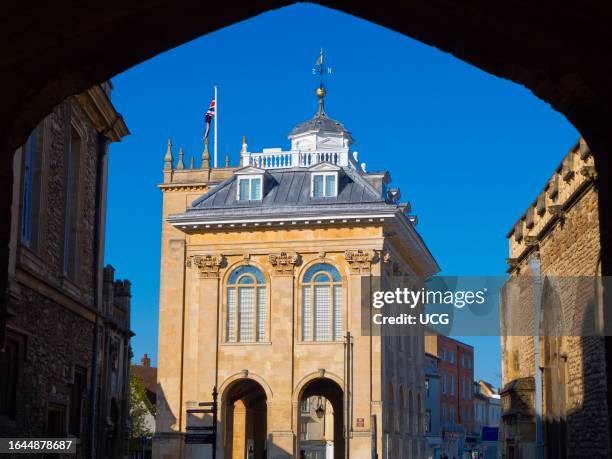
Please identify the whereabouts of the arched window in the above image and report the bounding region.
[226,265,266,342]
[302,263,342,341]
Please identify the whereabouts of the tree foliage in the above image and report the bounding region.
[129,370,153,441]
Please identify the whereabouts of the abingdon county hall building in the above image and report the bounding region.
[153,86,439,459]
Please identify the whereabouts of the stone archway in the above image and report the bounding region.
[222,379,268,459]
[3,0,612,448]
[297,378,344,459]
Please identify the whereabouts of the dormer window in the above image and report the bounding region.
[312,172,337,198]
[238,176,262,201]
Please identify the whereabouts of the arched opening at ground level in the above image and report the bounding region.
[222,379,268,459]
[298,378,344,459]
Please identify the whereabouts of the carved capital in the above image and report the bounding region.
[345,249,377,274]
[268,252,300,275]
[186,254,225,278]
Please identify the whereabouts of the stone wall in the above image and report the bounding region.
[1,86,129,458]
[1,284,94,448]
[501,138,610,457]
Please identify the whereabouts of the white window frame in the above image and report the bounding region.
[310,172,338,198]
[237,175,263,201]
[225,266,267,343]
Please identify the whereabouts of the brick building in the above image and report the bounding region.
[501,138,610,458]
[0,84,132,457]
[425,335,475,456]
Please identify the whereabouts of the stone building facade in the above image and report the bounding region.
[501,138,610,458]
[0,84,132,458]
[154,87,439,459]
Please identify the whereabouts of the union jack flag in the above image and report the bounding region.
[204,99,215,140]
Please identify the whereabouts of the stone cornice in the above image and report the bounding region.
[158,182,211,192]
[74,85,129,142]
[507,137,596,262]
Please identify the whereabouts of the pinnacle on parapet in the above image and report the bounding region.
[225,154,230,168]
[176,147,185,170]
[164,138,173,170]
[189,156,195,169]
[240,135,249,167]
[202,137,211,169]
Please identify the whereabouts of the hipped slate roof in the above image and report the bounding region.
[169,165,406,223]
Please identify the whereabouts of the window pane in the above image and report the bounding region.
[325,174,335,196]
[303,286,312,341]
[238,275,255,285]
[313,273,330,283]
[229,265,265,284]
[314,285,331,341]
[303,263,341,282]
[227,288,237,342]
[238,287,254,342]
[251,178,261,200]
[334,285,342,340]
[238,179,249,200]
[21,132,35,243]
[313,174,324,197]
[257,287,266,341]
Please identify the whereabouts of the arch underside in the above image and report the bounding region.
[2,1,612,157]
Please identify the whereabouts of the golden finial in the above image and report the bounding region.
[316,85,326,116]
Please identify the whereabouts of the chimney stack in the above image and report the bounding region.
[141,354,151,368]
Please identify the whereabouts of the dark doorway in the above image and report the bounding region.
[298,378,344,459]
[223,379,268,459]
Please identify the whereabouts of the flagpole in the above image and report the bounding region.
[214,84,218,168]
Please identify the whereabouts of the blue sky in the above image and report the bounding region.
[104,3,578,387]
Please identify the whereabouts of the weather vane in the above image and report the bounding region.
[312,48,332,89]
